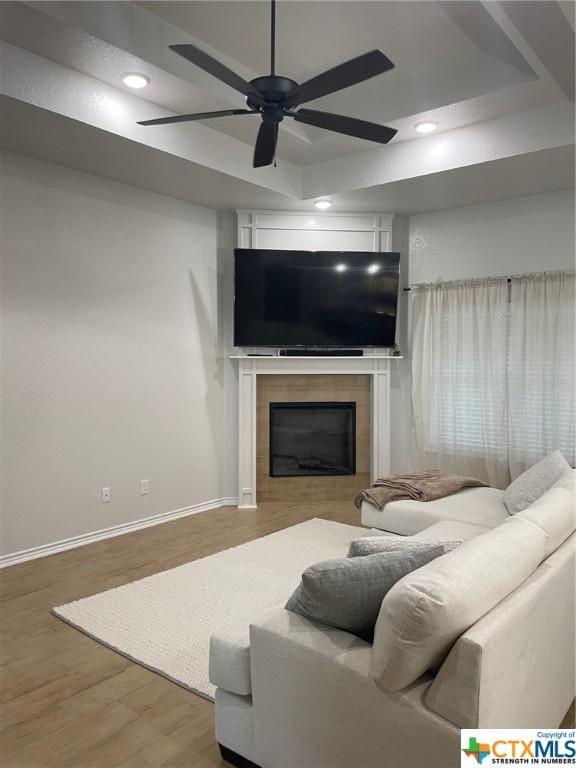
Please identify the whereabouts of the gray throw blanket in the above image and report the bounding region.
[354,470,488,510]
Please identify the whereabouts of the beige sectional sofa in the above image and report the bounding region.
[210,471,575,768]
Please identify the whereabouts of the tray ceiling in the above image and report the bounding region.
[0,1,573,212]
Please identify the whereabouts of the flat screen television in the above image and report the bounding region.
[234,248,400,348]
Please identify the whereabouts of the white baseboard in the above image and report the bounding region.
[0,496,239,569]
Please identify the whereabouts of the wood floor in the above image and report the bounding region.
[0,501,361,767]
[1,501,574,767]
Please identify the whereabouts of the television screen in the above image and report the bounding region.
[234,249,400,348]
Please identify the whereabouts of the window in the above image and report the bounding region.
[411,272,575,486]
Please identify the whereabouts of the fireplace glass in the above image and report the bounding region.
[269,402,356,477]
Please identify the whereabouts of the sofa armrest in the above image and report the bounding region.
[252,605,372,675]
[210,618,252,696]
[426,535,575,729]
[249,608,459,768]
[210,605,283,696]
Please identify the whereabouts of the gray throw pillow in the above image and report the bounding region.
[348,536,461,558]
[285,545,445,642]
[504,451,570,514]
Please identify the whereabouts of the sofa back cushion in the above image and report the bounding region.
[369,518,547,691]
[552,467,576,492]
[503,451,570,514]
[505,479,575,557]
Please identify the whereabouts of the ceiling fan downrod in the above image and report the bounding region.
[270,0,276,76]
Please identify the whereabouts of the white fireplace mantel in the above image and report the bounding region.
[232,355,401,508]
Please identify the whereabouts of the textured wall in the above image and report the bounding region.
[409,189,575,284]
[0,152,229,556]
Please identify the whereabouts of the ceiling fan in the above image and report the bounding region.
[138,0,397,168]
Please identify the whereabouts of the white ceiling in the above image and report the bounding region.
[138,2,475,76]
[0,1,574,213]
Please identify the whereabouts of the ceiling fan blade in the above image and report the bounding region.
[284,50,394,108]
[138,109,256,126]
[253,121,279,168]
[170,44,263,102]
[292,108,397,144]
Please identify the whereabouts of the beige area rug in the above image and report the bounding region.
[53,517,364,700]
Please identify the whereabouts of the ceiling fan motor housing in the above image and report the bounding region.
[247,76,299,112]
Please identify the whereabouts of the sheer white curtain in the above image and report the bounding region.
[411,278,510,487]
[508,271,576,476]
[411,271,576,488]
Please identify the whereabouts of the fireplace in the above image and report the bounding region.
[269,402,356,477]
[242,365,387,507]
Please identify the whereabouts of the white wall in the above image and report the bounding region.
[409,189,575,284]
[217,211,238,500]
[0,152,232,557]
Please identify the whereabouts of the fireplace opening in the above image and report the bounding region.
[269,402,356,477]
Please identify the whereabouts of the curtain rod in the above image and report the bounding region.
[402,270,575,291]
[403,279,511,292]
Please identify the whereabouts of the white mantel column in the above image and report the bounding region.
[371,358,391,481]
[237,358,258,508]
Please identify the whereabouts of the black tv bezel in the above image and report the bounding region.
[233,248,400,349]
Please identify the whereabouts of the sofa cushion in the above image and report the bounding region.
[413,520,491,543]
[347,536,460,558]
[553,467,576,492]
[504,451,570,514]
[369,516,547,691]
[285,546,445,642]
[209,621,253,696]
[506,481,576,557]
[361,486,507,535]
[209,605,283,696]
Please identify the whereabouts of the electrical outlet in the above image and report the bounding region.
[102,486,111,503]
[140,479,149,496]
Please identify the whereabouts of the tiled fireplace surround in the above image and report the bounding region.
[233,355,394,508]
[259,374,369,502]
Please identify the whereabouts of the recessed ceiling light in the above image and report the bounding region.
[335,264,347,272]
[314,199,333,210]
[415,121,438,134]
[123,73,150,89]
